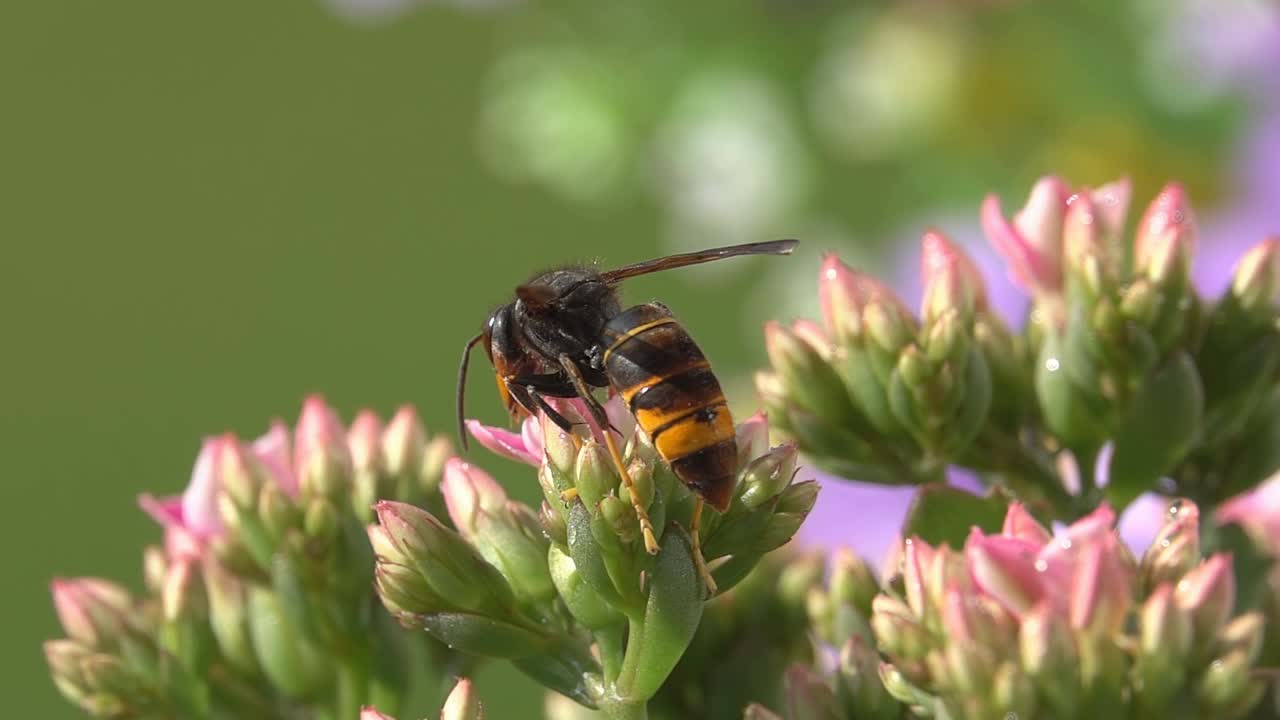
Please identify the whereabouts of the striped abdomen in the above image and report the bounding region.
[601,303,736,511]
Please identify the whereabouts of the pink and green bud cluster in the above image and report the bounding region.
[858,501,1263,720]
[376,400,817,715]
[758,232,1056,509]
[764,177,1280,523]
[47,396,455,720]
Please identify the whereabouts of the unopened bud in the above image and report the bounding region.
[294,394,353,501]
[830,548,879,618]
[441,677,483,720]
[50,578,133,651]
[738,443,798,509]
[600,495,639,544]
[573,441,617,510]
[381,405,426,480]
[1176,554,1236,660]
[1231,236,1280,313]
[921,230,987,324]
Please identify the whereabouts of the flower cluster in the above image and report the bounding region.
[43,173,1279,720]
[371,400,816,718]
[762,179,1280,520]
[755,500,1265,720]
[45,397,451,720]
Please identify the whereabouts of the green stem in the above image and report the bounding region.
[334,655,368,720]
[598,697,649,720]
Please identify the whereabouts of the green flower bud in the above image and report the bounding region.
[783,664,841,720]
[574,441,617,511]
[1019,603,1078,718]
[871,595,928,661]
[836,636,899,720]
[547,544,622,631]
[777,551,826,620]
[1196,648,1253,710]
[864,298,917,357]
[303,496,340,545]
[420,434,453,497]
[738,444,799,509]
[1216,612,1265,666]
[1231,237,1280,313]
[256,481,296,545]
[373,501,516,618]
[541,413,579,477]
[539,501,568,547]
[600,495,640,544]
[246,586,329,697]
[44,640,92,697]
[78,653,149,704]
[142,546,167,596]
[991,661,1036,719]
[923,308,967,367]
[202,557,258,676]
[765,321,858,423]
[1119,278,1160,326]
[829,548,878,619]
[381,405,425,482]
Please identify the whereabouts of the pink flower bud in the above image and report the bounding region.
[252,421,298,497]
[1002,503,1052,545]
[819,254,864,341]
[442,458,508,539]
[360,706,397,720]
[981,177,1071,296]
[902,537,936,618]
[1217,474,1280,555]
[735,411,770,466]
[1067,538,1133,633]
[348,410,384,477]
[1231,236,1280,311]
[161,556,200,623]
[181,437,224,538]
[1135,182,1197,284]
[294,394,353,498]
[1086,177,1131,240]
[1175,553,1235,653]
[382,405,427,478]
[441,677,483,720]
[921,230,988,324]
[792,319,833,358]
[50,578,132,649]
[965,530,1044,618]
[1062,192,1114,291]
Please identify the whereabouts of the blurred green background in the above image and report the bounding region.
[3,0,1274,716]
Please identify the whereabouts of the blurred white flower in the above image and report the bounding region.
[811,11,965,160]
[477,48,627,203]
[652,71,812,260]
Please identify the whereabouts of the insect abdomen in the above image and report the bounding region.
[602,303,736,511]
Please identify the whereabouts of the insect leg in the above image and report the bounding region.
[557,353,660,555]
[527,389,575,433]
[689,496,717,597]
